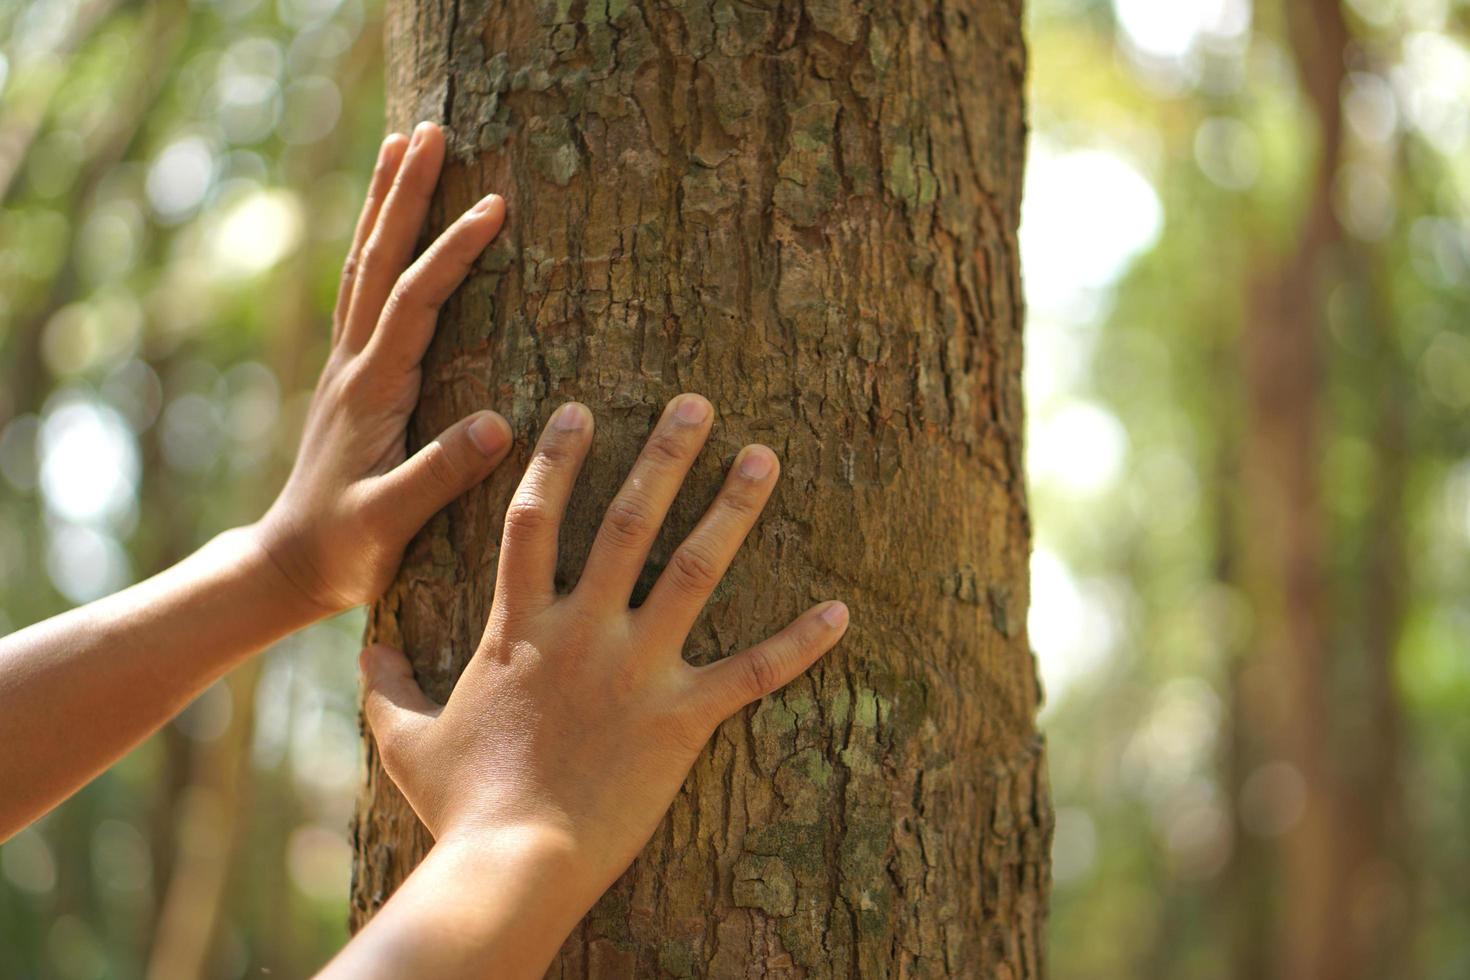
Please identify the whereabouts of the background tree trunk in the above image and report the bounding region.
[350,2,1049,975]
[1239,2,1351,977]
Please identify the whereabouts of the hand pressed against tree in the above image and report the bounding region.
[256,121,514,612]
[0,121,521,844]
[335,396,849,979]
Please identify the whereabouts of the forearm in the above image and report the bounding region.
[0,524,325,839]
[320,829,601,979]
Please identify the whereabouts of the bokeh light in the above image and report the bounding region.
[0,0,1467,977]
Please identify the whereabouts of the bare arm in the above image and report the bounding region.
[0,122,510,841]
[0,528,321,836]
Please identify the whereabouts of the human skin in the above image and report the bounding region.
[0,121,848,973]
[323,397,849,978]
[0,122,515,838]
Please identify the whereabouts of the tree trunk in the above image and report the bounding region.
[350,2,1048,976]
[1240,2,1349,978]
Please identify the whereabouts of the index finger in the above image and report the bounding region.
[340,121,447,351]
[362,192,507,375]
[333,133,409,345]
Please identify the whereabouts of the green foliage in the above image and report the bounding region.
[1029,1,1470,977]
[2,0,1468,976]
[0,0,386,975]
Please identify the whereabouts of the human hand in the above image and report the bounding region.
[253,121,513,613]
[359,395,850,898]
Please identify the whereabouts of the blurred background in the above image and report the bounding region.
[0,0,1465,977]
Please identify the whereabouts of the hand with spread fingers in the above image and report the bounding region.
[254,121,513,612]
[0,117,848,979]
[323,396,850,980]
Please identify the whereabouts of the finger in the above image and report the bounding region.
[361,411,513,544]
[333,133,409,345]
[638,445,778,637]
[693,601,849,720]
[495,402,593,610]
[574,394,712,605]
[360,644,438,756]
[340,120,447,352]
[363,192,506,375]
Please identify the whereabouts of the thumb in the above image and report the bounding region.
[366,410,513,543]
[359,643,438,762]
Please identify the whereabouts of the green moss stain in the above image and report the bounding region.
[854,686,883,727]
[743,822,827,873]
[883,138,938,208]
[885,142,915,201]
[752,693,799,745]
[680,165,729,217]
[732,854,798,917]
[658,941,695,977]
[528,117,582,186]
[830,683,851,728]
[783,691,816,719]
[774,99,840,227]
[541,0,575,24]
[867,20,895,74]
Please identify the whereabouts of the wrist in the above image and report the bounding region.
[359,824,603,979]
[432,822,600,902]
[231,522,344,623]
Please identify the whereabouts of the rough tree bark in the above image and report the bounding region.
[349,2,1048,975]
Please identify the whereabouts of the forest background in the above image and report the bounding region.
[0,0,1466,977]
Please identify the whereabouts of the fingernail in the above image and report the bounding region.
[738,447,774,480]
[471,193,502,215]
[410,121,433,147]
[820,602,849,629]
[673,395,709,425]
[553,402,589,432]
[467,413,508,455]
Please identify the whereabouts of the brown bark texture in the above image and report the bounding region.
[349,2,1049,976]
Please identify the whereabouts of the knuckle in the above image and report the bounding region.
[421,440,463,493]
[503,498,551,537]
[393,263,446,315]
[740,647,779,700]
[378,285,413,327]
[388,273,419,310]
[667,542,721,595]
[642,429,688,466]
[602,494,655,546]
[358,235,387,274]
[719,484,762,519]
[534,437,575,467]
[340,253,359,282]
[337,360,372,401]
